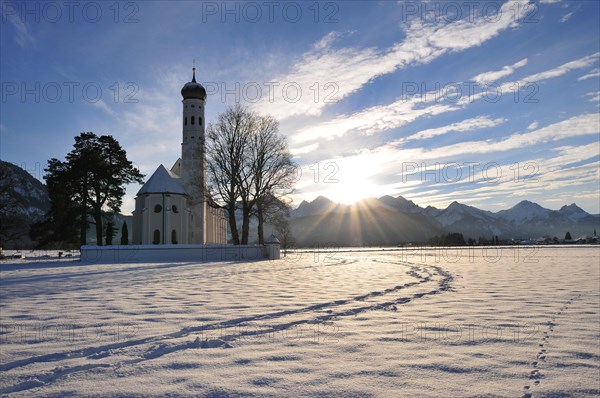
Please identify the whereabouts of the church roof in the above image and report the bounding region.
[137,164,187,196]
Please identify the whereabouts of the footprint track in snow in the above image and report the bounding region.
[522,293,582,398]
[0,257,454,395]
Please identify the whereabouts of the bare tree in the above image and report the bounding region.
[205,105,296,245]
[249,116,296,244]
[267,198,294,256]
[205,104,253,245]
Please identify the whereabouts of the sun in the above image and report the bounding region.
[322,159,379,204]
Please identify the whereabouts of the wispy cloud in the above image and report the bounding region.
[560,12,573,23]
[397,116,506,143]
[4,13,35,47]
[505,52,599,85]
[90,100,117,117]
[407,113,600,158]
[586,91,600,102]
[578,68,600,81]
[471,59,528,84]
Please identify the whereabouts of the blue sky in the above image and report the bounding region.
[1,0,599,214]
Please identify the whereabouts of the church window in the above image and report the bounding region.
[191,116,195,125]
[153,229,160,244]
[154,204,162,213]
[171,230,178,244]
[199,117,202,126]
[184,117,187,126]
[172,205,179,213]
[191,105,195,108]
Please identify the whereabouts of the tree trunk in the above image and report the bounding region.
[257,202,264,245]
[227,206,239,245]
[94,207,103,246]
[241,205,250,245]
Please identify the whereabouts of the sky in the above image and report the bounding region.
[1,0,599,215]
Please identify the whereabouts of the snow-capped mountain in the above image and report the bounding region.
[559,203,591,221]
[434,201,505,237]
[378,195,423,213]
[495,200,552,224]
[289,195,599,245]
[291,196,340,217]
[0,161,48,220]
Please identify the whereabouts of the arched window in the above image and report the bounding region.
[172,205,179,213]
[154,204,162,213]
[171,230,177,244]
[199,117,202,126]
[191,116,195,125]
[184,117,187,126]
[153,229,160,244]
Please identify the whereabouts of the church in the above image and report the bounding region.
[131,69,228,245]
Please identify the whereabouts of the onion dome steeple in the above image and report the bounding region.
[181,67,207,100]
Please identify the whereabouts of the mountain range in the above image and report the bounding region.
[290,195,600,246]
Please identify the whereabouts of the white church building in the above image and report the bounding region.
[131,69,228,245]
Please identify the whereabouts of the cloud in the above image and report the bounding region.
[252,0,530,120]
[409,113,600,158]
[527,121,539,130]
[560,12,573,23]
[398,116,506,143]
[586,92,600,102]
[313,31,343,50]
[505,53,599,85]
[290,143,320,156]
[398,143,600,211]
[5,13,35,47]
[292,99,458,143]
[578,68,600,81]
[90,100,117,117]
[471,59,528,84]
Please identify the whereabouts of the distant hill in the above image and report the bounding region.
[289,196,600,246]
[0,161,49,248]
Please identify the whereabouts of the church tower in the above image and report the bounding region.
[180,68,207,244]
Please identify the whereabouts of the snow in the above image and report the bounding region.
[436,201,495,227]
[1,247,599,397]
[559,203,590,221]
[137,164,186,195]
[496,200,552,224]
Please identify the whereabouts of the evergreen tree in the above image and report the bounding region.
[121,221,129,245]
[105,222,115,246]
[565,231,572,240]
[43,133,143,246]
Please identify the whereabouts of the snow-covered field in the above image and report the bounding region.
[1,247,598,397]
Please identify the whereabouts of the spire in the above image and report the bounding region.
[192,59,197,82]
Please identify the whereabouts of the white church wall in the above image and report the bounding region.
[80,244,274,263]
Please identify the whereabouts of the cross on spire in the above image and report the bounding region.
[192,59,197,83]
